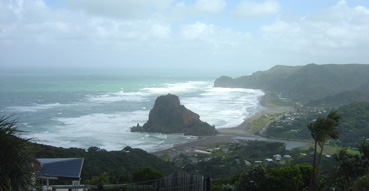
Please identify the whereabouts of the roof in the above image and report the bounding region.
[194,150,212,155]
[36,158,84,180]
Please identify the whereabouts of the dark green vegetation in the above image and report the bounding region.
[85,167,163,185]
[132,167,163,183]
[209,138,369,190]
[334,141,369,191]
[32,144,176,183]
[0,116,33,190]
[2,114,369,190]
[307,111,341,191]
[233,164,312,191]
[266,108,328,140]
[213,64,369,190]
[337,102,369,147]
[308,80,369,107]
[175,141,286,178]
[265,102,369,148]
[215,64,369,104]
[131,94,218,136]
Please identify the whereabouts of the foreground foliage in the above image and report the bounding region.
[232,164,312,191]
[334,141,369,191]
[308,110,341,190]
[0,116,33,191]
[33,145,177,183]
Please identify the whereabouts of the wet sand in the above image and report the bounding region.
[152,106,296,156]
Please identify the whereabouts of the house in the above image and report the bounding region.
[273,154,282,161]
[244,160,251,166]
[194,149,212,155]
[34,158,84,187]
[284,155,292,159]
[265,158,273,162]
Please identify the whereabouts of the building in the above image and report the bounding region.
[265,158,273,162]
[273,154,282,161]
[34,158,84,187]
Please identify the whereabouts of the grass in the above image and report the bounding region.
[297,143,360,155]
[249,114,276,134]
[262,91,298,108]
[243,112,282,135]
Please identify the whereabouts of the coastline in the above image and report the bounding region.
[217,105,292,136]
[152,104,300,156]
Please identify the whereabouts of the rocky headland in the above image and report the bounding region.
[131,94,218,136]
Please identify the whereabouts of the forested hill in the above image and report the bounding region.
[32,143,177,182]
[308,81,369,107]
[215,64,369,103]
[337,102,369,147]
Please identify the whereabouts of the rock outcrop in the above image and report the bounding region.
[131,94,218,136]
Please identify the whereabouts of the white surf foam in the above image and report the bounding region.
[15,79,264,151]
[143,81,211,95]
[24,111,193,151]
[86,91,150,103]
[6,103,72,112]
[182,87,264,128]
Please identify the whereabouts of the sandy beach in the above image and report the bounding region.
[152,105,295,156]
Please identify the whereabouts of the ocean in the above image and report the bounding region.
[0,69,264,152]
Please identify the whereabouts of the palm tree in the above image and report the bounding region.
[0,116,34,190]
[308,110,341,191]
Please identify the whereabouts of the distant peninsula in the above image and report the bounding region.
[215,63,369,105]
[131,94,218,136]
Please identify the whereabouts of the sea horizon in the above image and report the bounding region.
[0,69,263,152]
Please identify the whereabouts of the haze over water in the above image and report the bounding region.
[0,69,264,152]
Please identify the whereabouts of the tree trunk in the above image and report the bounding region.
[317,141,325,168]
[309,140,318,191]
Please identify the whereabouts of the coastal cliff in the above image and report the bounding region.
[215,64,369,104]
[131,94,218,136]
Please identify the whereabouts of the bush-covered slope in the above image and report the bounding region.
[308,91,369,107]
[32,144,177,182]
[215,64,369,103]
[337,102,369,147]
[265,102,369,147]
[215,65,301,89]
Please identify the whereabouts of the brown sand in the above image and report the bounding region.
[152,106,292,156]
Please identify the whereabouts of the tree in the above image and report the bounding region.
[234,165,267,191]
[86,172,110,185]
[334,140,369,190]
[266,164,313,191]
[353,174,369,191]
[234,164,312,191]
[0,116,34,190]
[132,167,163,183]
[308,110,341,191]
[334,148,361,191]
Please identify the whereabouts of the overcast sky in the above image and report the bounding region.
[1,0,369,73]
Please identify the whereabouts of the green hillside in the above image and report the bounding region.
[265,102,369,147]
[215,64,369,103]
[308,91,369,107]
[32,144,177,182]
[337,102,369,147]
